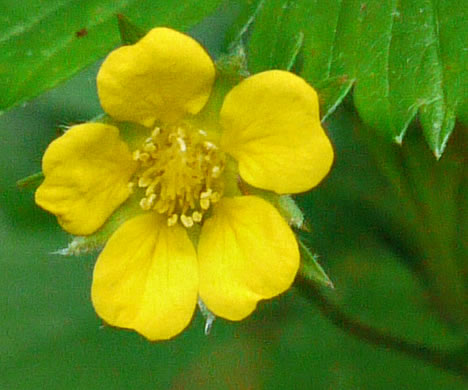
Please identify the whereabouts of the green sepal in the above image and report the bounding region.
[216,45,250,80]
[277,195,305,229]
[197,298,216,335]
[298,237,333,289]
[117,14,147,46]
[16,172,44,190]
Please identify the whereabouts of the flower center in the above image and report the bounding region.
[130,123,225,228]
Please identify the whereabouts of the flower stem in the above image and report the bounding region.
[295,275,468,381]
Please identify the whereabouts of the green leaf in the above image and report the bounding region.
[223,0,265,51]
[298,238,334,289]
[0,0,224,114]
[117,14,147,45]
[248,0,468,157]
[315,76,355,122]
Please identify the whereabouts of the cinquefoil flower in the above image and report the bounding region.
[35,28,333,340]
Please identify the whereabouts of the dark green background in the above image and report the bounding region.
[1,62,466,389]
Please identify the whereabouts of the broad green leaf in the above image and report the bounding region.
[0,0,225,113]
[248,0,468,157]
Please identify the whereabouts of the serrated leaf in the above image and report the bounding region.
[298,238,334,288]
[117,14,146,45]
[316,76,355,122]
[248,0,468,157]
[223,0,265,51]
[0,0,224,114]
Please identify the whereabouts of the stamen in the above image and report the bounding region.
[192,211,202,222]
[145,182,158,196]
[147,193,156,204]
[138,176,151,188]
[139,197,152,210]
[131,123,225,228]
[200,189,212,199]
[180,214,194,228]
[200,198,210,210]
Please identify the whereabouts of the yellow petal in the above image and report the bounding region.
[220,70,334,194]
[35,123,136,235]
[198,196,299,321]
[91,213,198,341]
[97,27,215,127]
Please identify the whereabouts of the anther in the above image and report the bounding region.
[127,182,135,193]
[145,182,157,196]
[180,214,194,228]
[139,197,152,210]
[147,193,156,204]
[138,176,151,188]
[192,211,202,222]
[200,198,210,210]
[200,189,212,199]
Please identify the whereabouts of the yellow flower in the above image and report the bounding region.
[35,28,334,340]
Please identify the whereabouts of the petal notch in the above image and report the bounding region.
[97,27,215,127]
[35,123,136,235]
[220,70,334,194]
[198,196,299,320]
[91,213,199,340]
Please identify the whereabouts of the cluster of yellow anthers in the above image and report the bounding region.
[130,124,225,228]
[35,27,334,341]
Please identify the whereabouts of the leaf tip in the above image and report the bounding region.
[16,172,44,190]
[116,14,146,45]
[393,134,404,145]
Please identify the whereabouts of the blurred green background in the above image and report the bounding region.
[1,6,467,390]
